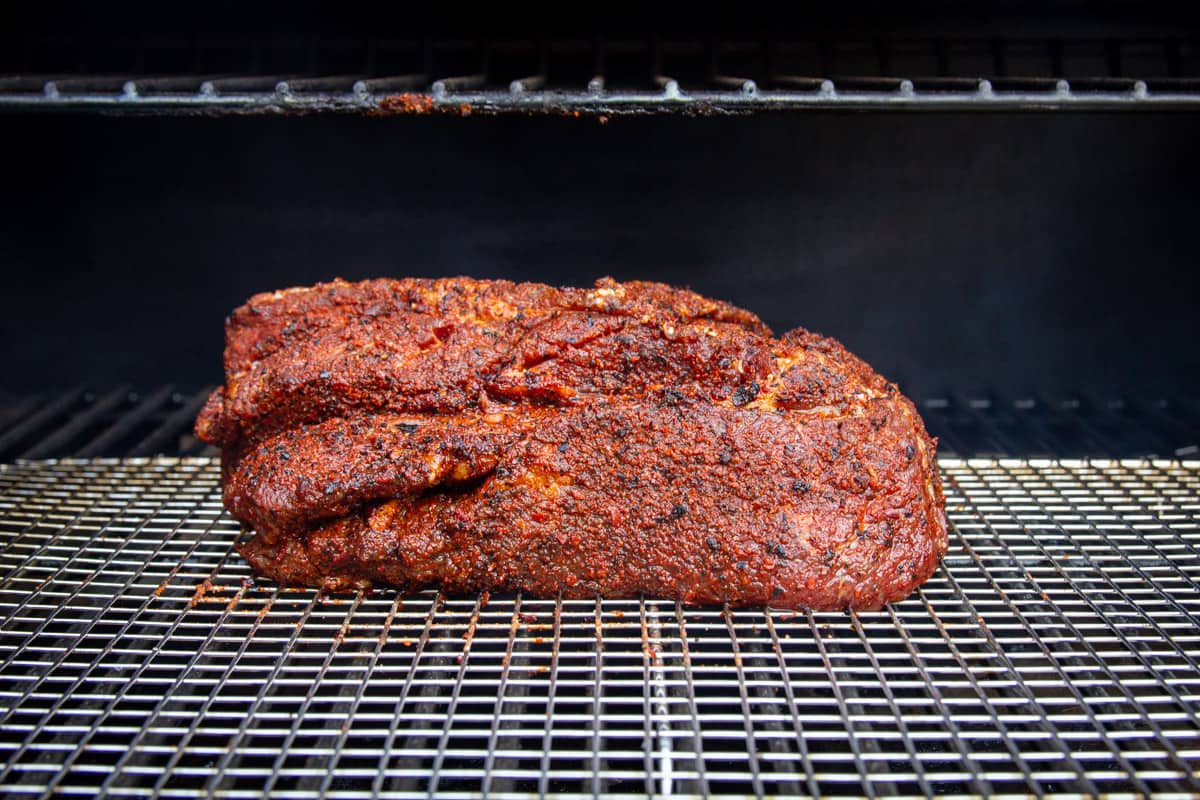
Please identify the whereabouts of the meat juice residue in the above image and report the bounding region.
[376,93,434,114]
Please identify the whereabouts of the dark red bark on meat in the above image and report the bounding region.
[197,277,947,610]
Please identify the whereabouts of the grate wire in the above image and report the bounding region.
[803,608,880,796]
[882,603,997,796]
[945,494,1155,797]
[930,562,1101,793]
[316,591,403,798]
[717,605,765,799]
[369,592,444,798]
[668,605,710,798]
[203,585,319,796]
[130,581,274,797]
[4,33,1200,116]
[977,465,1200,778]
[0,457,1197,798]
[425,595,484,798]
[847,611,934,796]
[761,610,821,797]
[535,598,564,800]
[0,461,229,785]
[477,594,521,799]
[47,542,244,797]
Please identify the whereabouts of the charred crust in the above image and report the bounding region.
[209,277,947,611]
[731,382,760,407]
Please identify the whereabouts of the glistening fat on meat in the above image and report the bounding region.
[196,276,947,610]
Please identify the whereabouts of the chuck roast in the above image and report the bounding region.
[196,277,947,610]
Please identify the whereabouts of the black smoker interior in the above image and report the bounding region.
[1,3,1198,458]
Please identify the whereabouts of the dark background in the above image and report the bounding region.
[2,111,1197,402]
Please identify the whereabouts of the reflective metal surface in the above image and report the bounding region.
[3,75,1199,115]
[0,458,1197,797]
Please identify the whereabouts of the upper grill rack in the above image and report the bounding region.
[1,388,1196,462]
[3,36,1200,114]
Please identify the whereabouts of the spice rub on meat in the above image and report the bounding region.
[197,276,947,611]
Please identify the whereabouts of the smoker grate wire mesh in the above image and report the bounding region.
[4,34,1200,114]
[0,457,1197,798]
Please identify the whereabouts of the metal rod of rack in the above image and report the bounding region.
[3,75,1198,114]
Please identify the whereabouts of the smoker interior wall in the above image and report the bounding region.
[1,112,1196,401]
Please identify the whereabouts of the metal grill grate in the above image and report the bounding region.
[5,73,1200,115]
[0,458,1197,797]
[0,387,215,462]
[3,35,1200,115]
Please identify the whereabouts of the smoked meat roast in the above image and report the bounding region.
[195,277,947,610]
